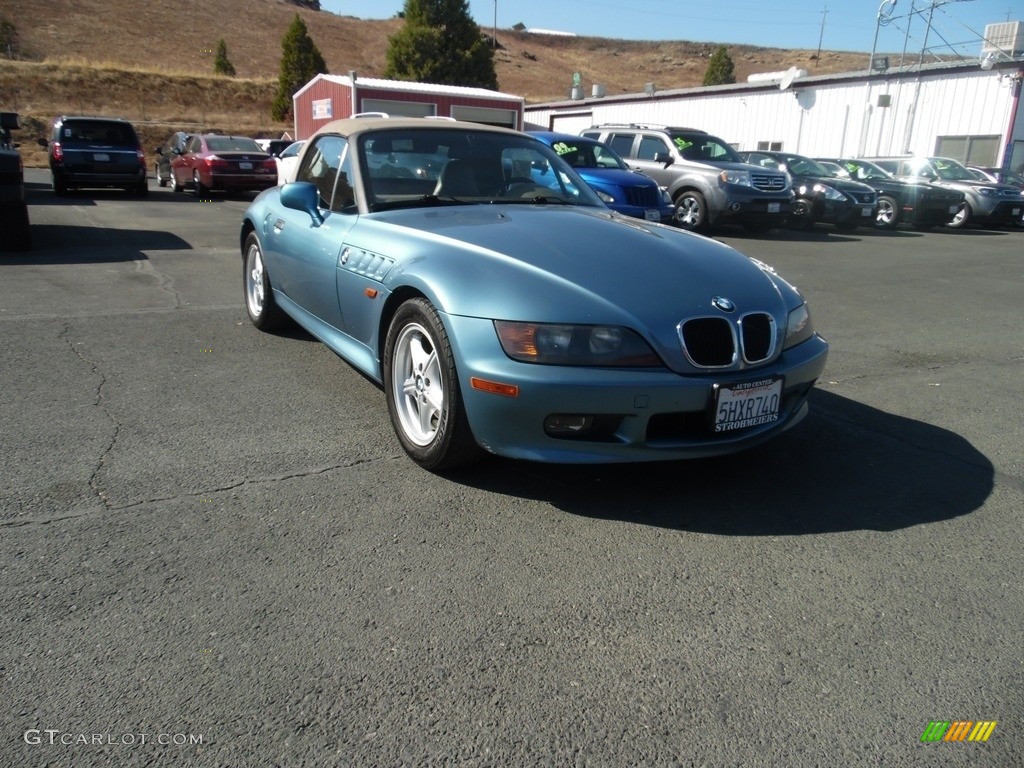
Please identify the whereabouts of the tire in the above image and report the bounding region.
[193,171,208,198]
[673,190,708,231]
[0,204,31,252]
[874,194,899,230]
[133,181,149,198]
[53,175,68,197]
[383,298,482,471]
[787,197,816,230]
[243,232,288,332]
[947,202,972,229]
[156,164,168,187]
[170,170,183,193]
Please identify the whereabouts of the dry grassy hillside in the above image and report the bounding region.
[0,0,871,166]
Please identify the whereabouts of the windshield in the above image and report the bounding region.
[669,132,741,163]
[207,137,263,153]
[359,128,602,210]
[838,159,894,181]
[779,154,831,177]
[548,138,629,170]
[927,158,977,181]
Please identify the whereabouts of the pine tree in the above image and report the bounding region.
[213,39,236,77]
[385,0,498,90]
[272,14,328,121]
[702,46,736,87]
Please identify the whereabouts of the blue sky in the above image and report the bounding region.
[320,1,1020,57]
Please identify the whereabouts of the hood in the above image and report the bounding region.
[576,167,658,191]
[362,205,796,366]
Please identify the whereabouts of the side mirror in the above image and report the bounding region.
[280,182,324,226]
[155,146,163,154]
[654,152,674,168]
[171,147,182,155]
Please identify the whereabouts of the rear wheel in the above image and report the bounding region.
[383,298,482,471]
[193,171,209,198]
[170,171,183,193]
[156,163,168,187]
[243,232,288,331]
[673,190,708,231]
[874,195,899,229]
[947,202,972,229]
[133,181,149,197]
[53,175,68,197]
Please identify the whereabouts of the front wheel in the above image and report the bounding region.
[787,198,816,230]
[947,202,972,229]
[874,195,899,230]
[243,232,288,331]
[383,298,482,471]
[673,190,708,231]
[193,171,209,198]
[156,164,168,187]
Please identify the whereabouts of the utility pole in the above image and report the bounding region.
[815,5,829,59]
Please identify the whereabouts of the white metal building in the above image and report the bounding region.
[524,58,1024,172]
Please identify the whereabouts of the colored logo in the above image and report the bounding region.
[921,721,997,742]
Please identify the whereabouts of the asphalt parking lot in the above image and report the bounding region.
[2,169,1022,767]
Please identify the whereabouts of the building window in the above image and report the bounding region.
[757,141,783,151]
[935,135,1000,166]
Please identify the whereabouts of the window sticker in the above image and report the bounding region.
[552,141,576,156]
[674,137,693,151]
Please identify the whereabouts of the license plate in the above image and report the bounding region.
[93,153,109,162]
[767,202,781,213]
[644,209,660,221]
[239,162,253,170]
[713,377,783,433]
[1013,208,1021,216]
[949,205,959,214]
[861,206,872,217]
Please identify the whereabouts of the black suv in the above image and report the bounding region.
[815,157,963,230]
[581,124,792,232]
[739,150,877,231]
[0,111,31,251]
[38,115,148,196]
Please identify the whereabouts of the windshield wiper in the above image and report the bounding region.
[370,194,474,212]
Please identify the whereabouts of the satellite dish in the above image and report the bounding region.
[779,66,800,91]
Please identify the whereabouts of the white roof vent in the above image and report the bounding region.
[982,21,1024,57]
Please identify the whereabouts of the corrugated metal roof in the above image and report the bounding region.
[294,73,523,103]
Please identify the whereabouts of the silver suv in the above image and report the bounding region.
[581,124,792,232]
[871,156,1023,229]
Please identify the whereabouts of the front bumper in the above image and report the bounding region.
[446,314,829,463]
[712,192,793,225]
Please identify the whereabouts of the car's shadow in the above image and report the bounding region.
[444,389,994,535]
[0,224,191,264]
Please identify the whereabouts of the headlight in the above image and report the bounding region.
[659,186,672,205]
[973,186,997,197]
[494,321,662,366]
[719,169,752,187]
[595,189,615,203]
[813,183,848,201]
[784,304,814,349]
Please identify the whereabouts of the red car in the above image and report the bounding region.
[169,134,276,195]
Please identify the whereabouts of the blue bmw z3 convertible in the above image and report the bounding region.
[240,117,828,470]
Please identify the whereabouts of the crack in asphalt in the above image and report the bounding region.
[58,322,120,510]
[135,257,184,309]
[0,456,402,528]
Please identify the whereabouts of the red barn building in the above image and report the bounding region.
[293,72,525,139]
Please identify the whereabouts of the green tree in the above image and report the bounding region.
[272,14,328,121]
[213,38,236,77]
[0,17,18,59]
[385,0,498,90]
[702,46,736,86]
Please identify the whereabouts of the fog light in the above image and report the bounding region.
[544,414,594,436]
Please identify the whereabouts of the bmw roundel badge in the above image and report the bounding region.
[711,296,736,313]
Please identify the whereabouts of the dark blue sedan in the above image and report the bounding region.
[531,131,674,224]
